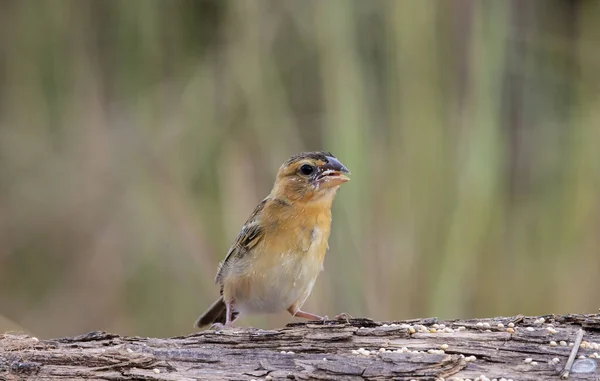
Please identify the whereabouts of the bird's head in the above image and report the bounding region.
[272,151,351,203]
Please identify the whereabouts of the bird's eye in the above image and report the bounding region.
[300,164,314,176]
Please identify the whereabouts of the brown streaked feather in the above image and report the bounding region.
[215,198,268,284]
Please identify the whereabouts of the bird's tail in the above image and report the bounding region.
[194,297,228,328]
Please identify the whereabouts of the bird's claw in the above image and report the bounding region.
[208,322,233,331]
[334,312,353,323]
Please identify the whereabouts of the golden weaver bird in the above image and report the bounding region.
[194,152,350,328]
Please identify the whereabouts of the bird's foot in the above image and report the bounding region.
[208,322,234,331]
[333,312,353,323]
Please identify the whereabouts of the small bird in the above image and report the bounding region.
[194,151,351,328]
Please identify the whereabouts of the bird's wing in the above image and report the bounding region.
[215,197,268,285]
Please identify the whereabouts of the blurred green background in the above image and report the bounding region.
[1,0,599,339]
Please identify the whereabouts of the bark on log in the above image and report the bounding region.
[1,314,600,380]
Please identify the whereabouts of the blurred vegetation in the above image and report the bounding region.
[0,0,599,338]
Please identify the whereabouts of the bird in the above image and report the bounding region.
[194,151,351,329]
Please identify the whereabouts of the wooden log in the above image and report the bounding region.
[1,314,600,380]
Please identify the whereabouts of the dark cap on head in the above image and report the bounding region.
[285,151,335,166]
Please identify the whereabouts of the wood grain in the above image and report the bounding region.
[1,314,600,380]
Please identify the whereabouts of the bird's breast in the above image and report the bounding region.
[223,211,332,314]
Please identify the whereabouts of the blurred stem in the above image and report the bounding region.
[430,2,508,317]
[387,0,448,317]
[314,0,370,315]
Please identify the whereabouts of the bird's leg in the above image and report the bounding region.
[288,307,328,321]
[225,302,234,326]
[209,303,237,330]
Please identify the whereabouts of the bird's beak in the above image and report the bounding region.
[317,156,351,188]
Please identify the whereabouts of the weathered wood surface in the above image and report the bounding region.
[1,314,600,380]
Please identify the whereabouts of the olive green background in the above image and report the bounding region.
[1,1,599,338]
